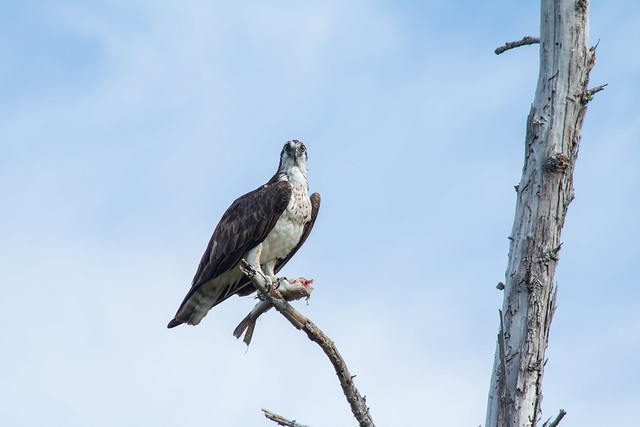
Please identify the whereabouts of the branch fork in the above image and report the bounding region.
[233,274,314,346]
[238,259,376,427]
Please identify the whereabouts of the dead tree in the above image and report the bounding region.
[486,0,601,426]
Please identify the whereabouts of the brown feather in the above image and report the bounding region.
[167,140,320,329]
[167,181,292,327]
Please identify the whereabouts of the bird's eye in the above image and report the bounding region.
[300,145,306,152]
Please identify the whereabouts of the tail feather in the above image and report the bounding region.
[168,279,229,329]
[167,318,183,329]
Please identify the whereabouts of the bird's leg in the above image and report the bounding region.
[246,244,268,282]
[262,260,280,292]
[245,244,275,293]
[263,276,274,294]
[246,244,262,270]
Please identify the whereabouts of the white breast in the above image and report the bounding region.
[260,166,312,263]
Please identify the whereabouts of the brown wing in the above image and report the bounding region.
[192,180,292,286]
[167,181,291,327]
[234,192,320,297]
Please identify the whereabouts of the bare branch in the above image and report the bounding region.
[495,36,540,55]
[262,408,311,427]
[233,278,314,346]
[542,409,567,427]
[240,260,375,427]
[584,83,608,103]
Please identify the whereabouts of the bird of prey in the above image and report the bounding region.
[167,140,320,328]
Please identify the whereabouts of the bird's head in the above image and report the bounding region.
[278,140,308,173]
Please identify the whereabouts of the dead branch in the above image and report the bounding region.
[584,83,608,103]
[495,36,540,55]
[542,409,567,427]
[262,408,311,427]
[233,278,314,346]
[240,259,375,427]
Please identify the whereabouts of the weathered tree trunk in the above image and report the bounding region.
[485,1,595,426]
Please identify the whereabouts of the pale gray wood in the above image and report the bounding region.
[486,0,596,426]
[262,408,311,427]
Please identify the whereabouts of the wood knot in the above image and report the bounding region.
[576,0,588,12]
[544,153,569,172]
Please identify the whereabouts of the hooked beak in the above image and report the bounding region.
[289,147,301,159]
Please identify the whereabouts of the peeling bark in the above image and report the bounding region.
[486,1,596,426]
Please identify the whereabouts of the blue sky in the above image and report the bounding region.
[1,1,639,426]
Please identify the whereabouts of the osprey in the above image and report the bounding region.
[167,140,320,328]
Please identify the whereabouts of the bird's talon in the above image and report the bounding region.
[264,276,273,294]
